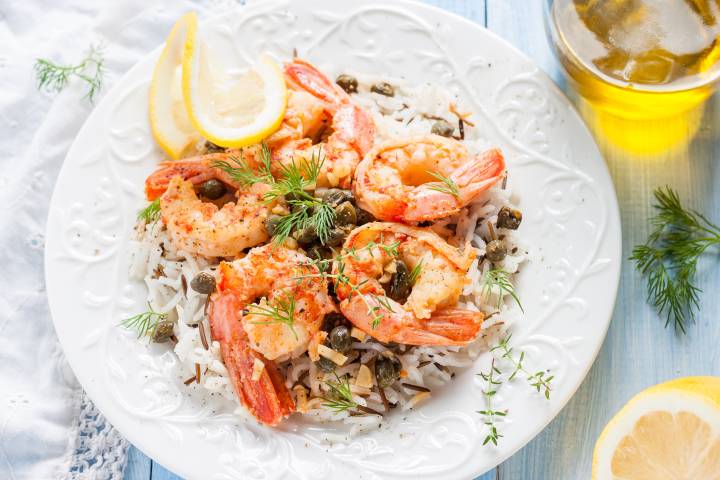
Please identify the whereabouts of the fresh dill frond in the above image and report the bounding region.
[34,43,105,102]
[137,198,161,224]
[120,303,167,338]
[212,146,273,186]
[426,170,460,198]
[481,269,523,312]
[631,187,720,334]
[408,258,424,285]
[247,292,298,340]
[322,374,357,412]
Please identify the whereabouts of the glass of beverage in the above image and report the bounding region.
[544,0,720,155]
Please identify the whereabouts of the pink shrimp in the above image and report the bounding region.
[334,222,483,346]
[354,135,506,223]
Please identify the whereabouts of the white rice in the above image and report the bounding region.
[128,77,527,433]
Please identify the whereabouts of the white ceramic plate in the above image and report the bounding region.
[45,1,621,478]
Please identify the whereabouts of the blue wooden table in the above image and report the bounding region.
[125,1,720,478]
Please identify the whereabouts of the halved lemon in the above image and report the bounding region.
[149,12,202,159]
[592,376,720,479]
[182,41,287,148]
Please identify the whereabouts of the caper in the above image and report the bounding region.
[355,208,376,226]
[297,225,318,247]
[485,240,507,262]
[152,320,175,343]
[334,201,357,226]
[329,325,352,353]
[198,179,227,200]
[387,260,412,302]
[322,188,354,207]
[371,82,394,97]
[431,119,455,137]
[375,355,402,388]
[190,272,216,294]
[335,74,358,94]
[316,356,336,373]
[496,207,522,230]
[322,312,346,332]
[323,228,346,247]
[265,215,283,237]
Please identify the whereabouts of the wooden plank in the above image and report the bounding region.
[125,446,151,480]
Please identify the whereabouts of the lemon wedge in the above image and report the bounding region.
[592,376,720,479]
[149,12,202,159]
[182,41,287,148]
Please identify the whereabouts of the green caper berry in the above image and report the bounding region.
[485,240,507,262]
[297,225,318,247]
[496,207,522,230]
[355,208,375,226]
[198,179,227,200]
[265,215,283,237]
[316,356,336,373]
[329,325,352,353]
[323,228,346,247]
[190,272,216,294]
[371,82,394,97]
[322,188,354,207]
[431,119,455,137]
[322,312,345,333]
[375,355,402,388]
[335,74,358,94]
[152,320,175,343]
[334,201,357,226]
[387,260,412,303]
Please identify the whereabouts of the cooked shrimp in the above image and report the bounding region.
[354,135,506,223]
[335,222,483,346]
[275,58,375,188]
[208,245,335,425]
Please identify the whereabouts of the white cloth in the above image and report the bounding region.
[0,1,244,478]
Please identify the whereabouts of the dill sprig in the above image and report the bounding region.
[426,170,460,198]
[491,334,554,399]
[120,303,167,338]
[34,43,105,102]
[322,374,358,412]
[477,359,506,446]
[137,198,161,224]
[408,258,424,285]
[247,292,298,340]
[481,268,523,312]
[212,145,336,245]
[631,187,720,334]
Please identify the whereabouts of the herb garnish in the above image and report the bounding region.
[120,303,167,338]
[631,187,720,333]
[322,374,358,412]
[137,198,161,224]
[408,258,424,285]
[247,292,298,340]
[482,268,523,312]
[426,170,460,198]
[478,334,553,447]
[34,43,105,102]
[212,145,336,245]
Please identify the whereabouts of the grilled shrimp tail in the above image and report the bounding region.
[284,58,348,105]
[209,293,295,426]
[452,148,506,205]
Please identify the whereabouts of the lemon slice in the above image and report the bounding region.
[593,376,720,479]
[149,12,202,159]
[182,41,287,148]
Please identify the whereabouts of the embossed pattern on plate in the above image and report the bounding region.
[45,1,621,478]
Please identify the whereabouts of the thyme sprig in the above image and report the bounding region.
[34,43,105,102]
[482,268,523,312]
[120,303,167,338]
[137,198,161,224]
[426,170,460,198]
[491,334,553,399]
[477,359,506,446]
[247,291,298,340]
[631,187,720,334]
[322,374,358,412]
[477,334,553,447]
